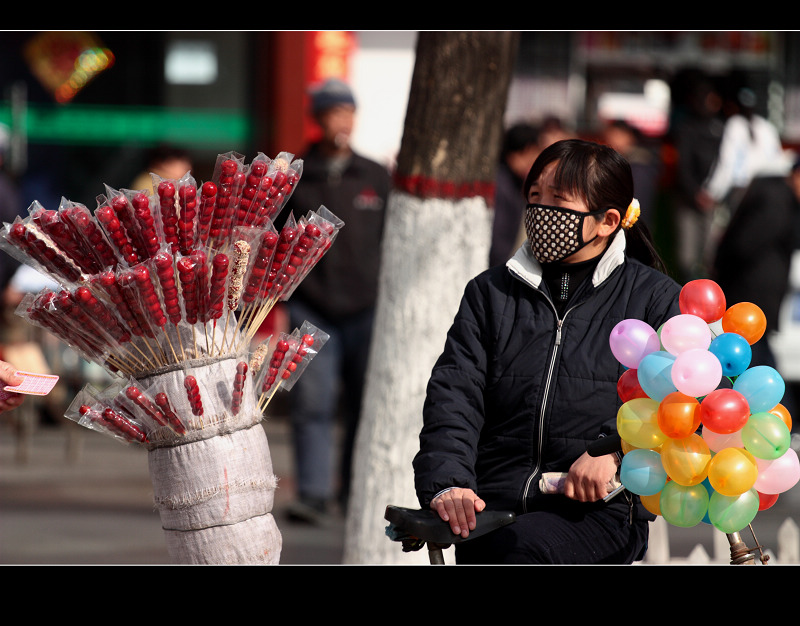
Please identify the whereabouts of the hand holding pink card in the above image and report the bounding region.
[3,371,59,396]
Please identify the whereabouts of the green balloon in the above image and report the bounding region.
[742,412,791,460]
[659,481,709,528]
[707,489,760,533]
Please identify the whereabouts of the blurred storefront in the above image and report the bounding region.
[3,30,800,395]
[1,31,797,199]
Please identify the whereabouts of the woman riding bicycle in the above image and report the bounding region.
[413,139,681,564]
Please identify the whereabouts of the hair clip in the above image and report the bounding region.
[622,199,640,230]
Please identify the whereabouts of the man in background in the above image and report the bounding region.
[284,78,391,524]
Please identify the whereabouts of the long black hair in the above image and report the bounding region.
[523,138,667,273]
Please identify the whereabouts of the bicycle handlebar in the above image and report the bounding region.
[587,433,622,457]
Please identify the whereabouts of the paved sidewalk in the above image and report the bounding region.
[0,416,345,565]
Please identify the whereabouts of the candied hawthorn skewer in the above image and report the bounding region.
[178,181,198,255]
[156,180,180,253]
[95,201,139,266]
[80,404,148,444]
[197,181,217,245]
[231,361,247,415]
[130,192,161,259]
[184,375,203,417]
[154,392,187,435]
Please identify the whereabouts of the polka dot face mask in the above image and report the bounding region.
[525,203,607,264]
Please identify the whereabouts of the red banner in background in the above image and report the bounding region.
[303,31,357,145]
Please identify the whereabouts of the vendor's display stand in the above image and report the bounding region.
[1,151,340,564]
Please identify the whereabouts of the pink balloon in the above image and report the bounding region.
[701,425,744,452]
[671,348,722,398]
[609,319,660,369]
[661,314,712,355]
[754,449,800,494]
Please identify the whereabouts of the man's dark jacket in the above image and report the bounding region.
[413,232,681,518]
[286,143,390,320]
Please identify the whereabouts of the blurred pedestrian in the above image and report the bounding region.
[698,85,783,262]
[130,144,193,193]
[712,154,800,391]
[489,123,540,267]
[602,119,661,231]
[283,78,391,523]
[537,115,571,151]
[672,76,725,282]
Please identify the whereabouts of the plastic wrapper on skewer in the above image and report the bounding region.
[99,185,163,265]
[176,173,200,255]
[234,214,300,344]
[205,152,247,251]
[275,322,329,392]
[113,377,188,438]
[94,194,141,267]
[0,214,86,286]
[66,384,150,446]
[234,151,303,230]
[31,198,119,275]
[16,288,132,374]
[153,176,181,254]
[277,206,344,302]
[252,322,329,413]
[234,152,274,229]
[254,151,303,227]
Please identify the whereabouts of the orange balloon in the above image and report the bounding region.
[769,403,792,431]
[721,302,767,345]
[660,434,711,486]
[658,392,702,439]
[640,491,662,516]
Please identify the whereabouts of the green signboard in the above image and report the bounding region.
[0,102,251,147]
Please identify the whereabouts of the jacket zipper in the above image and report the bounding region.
[519,288,635,523]
[521,295,574,512]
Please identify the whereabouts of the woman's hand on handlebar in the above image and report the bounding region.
[430,487,486,539]
[563,451,619,502]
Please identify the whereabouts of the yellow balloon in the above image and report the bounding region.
[617,398,666,450]
[707,447,759,496]
[660,433,711,486]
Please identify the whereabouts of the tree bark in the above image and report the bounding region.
[344,31,519,564]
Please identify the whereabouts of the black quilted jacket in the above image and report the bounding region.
[413,232,681,518]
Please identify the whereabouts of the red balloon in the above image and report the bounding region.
[758,491,779,511]
[700,388,750,434]
[679,279,727,323]
[617,368,648,402]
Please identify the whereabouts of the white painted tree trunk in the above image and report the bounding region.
[343,190,492,564]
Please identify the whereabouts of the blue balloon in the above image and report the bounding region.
[620,449,667,496]
[637,350,677,401]
[733,365,785,413]
[709,333,752,377]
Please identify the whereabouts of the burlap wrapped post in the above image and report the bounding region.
[142,354,282,564]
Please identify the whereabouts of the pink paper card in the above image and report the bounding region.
[3,371,59,396]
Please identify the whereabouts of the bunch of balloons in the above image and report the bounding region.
[610,279,799,534]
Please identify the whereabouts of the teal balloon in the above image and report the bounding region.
[659,480,709,528]
[620,449,667,496]
[733,365,785,413]
[741,411,792,460]
[707,489,760,533]
[709,333,752,377]
[637,350,677,402]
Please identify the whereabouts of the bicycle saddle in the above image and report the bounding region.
[384,504,516,546]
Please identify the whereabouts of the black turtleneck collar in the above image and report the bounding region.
[541,254,603,316]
